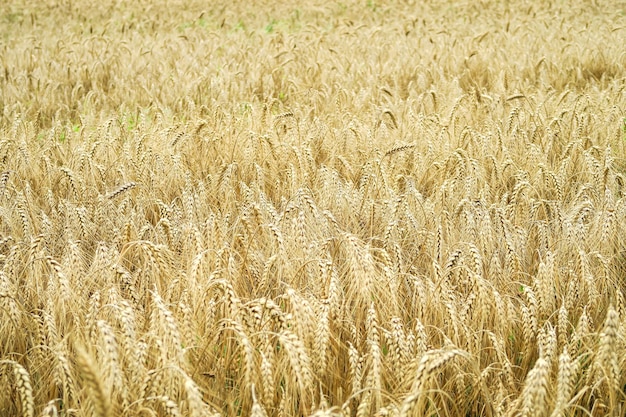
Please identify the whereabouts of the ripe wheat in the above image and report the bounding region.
[1,0,625,416]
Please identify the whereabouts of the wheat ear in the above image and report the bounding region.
[399,349,466,417]
[0,360,34,417]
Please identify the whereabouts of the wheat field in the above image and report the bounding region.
[1,0,626,416]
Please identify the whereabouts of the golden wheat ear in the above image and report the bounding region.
[106,182,137,199]
[0,170,10,199]
[75,346,112,417]
[0,360,34,417]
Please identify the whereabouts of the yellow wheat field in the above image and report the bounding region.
[1,0,626,416]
